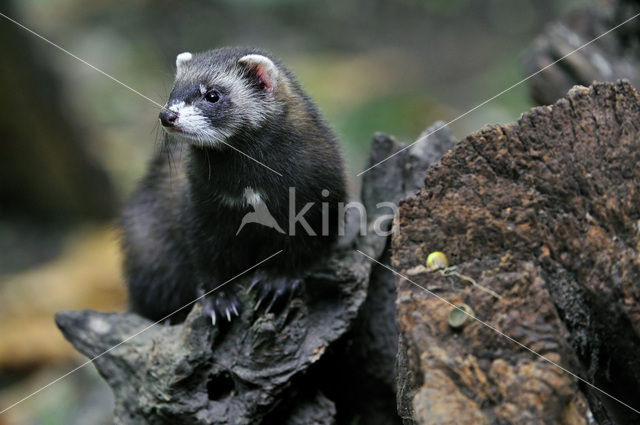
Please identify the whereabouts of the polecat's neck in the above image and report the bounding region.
[186,143,288,210]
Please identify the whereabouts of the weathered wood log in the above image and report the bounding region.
[393,80,640,425]
[55,123,456,424]
[523,0,640,106]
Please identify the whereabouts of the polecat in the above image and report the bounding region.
[121,47,347,324]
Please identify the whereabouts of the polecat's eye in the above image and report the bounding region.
[204,90,220,103]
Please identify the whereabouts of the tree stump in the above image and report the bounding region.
[55,123,457,424]
[393,80,640,425]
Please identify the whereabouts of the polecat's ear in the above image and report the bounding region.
[238,54,280,90]
[176,52,192,71]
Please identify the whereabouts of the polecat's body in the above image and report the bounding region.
[121,47,346,323]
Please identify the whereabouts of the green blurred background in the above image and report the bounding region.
[0,0,594,423]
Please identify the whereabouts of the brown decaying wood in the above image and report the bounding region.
[393,80,640,425]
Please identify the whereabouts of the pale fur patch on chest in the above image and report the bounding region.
[218,186,264,208]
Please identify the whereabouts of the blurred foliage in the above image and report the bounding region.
[333,92,448,160]
[9,0,593,192]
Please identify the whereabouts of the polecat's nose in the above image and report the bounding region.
[159,110,178,127]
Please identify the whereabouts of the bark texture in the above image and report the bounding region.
[55,123,456,424]
[393,80,640,425]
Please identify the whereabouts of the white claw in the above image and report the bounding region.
[254,297,263,311]
[225,309,231,322]
[232,304,239,316]
[210,311,217,326]
[266,295,277,313]
[249,278,260,292]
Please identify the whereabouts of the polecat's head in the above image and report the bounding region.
[159,47,288,147]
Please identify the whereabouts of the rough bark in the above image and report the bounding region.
[523,0,640,106]
[393,80,640,425]
[55,123,456,424]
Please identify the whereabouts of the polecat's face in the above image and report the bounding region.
[159,50,283,147]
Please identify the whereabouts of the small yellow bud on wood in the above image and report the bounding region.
[426,251,448,271]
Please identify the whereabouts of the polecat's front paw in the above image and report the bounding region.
[201,289,240,326]
[249,272,302,313]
